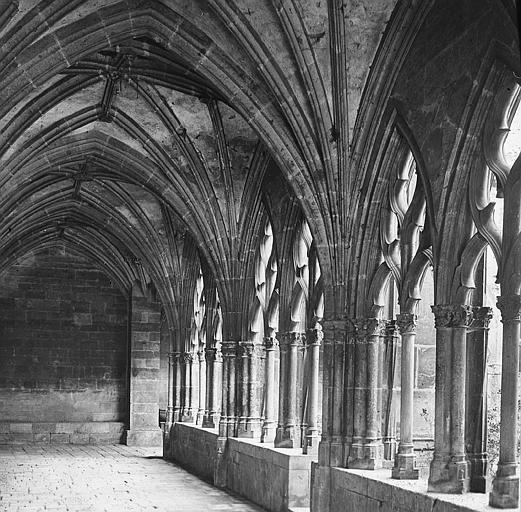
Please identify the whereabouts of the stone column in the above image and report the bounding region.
[203,345,222,428]
[349,318,385,469]
[126,288,162,446]
[392,313,419,479]
[181,352,194,422]
[173,352,182,422]
[383,320,398,460]
[348,319,367,465]
[303,322,323,454]
[219,341,237,437]
[275,332,305,448]
[466,306,492,493]
[313,318,348,512]
[196,349,206,425]
[165,352,175,428]
[261,334,279,443]
[428,304,471,494]
[490,295,521,508]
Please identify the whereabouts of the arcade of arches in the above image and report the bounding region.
[1,1,521,511]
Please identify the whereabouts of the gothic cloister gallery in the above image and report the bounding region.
[1,1,521,511]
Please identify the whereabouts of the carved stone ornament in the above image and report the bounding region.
[497,295,521,322]
[396,313,418,334]
[431,304,474,328]
[307,323,324,346]
[282,331,306,348]
[451,304,473,328]
[264,335,279,349]
[181,352,193,364]
[365,317,386,337]
[469,306,493,330]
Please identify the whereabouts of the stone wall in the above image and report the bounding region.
[0,247,128,432]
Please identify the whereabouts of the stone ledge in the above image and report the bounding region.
[330,467,492,512]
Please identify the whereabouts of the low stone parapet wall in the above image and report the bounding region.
[165,422,315,511]
[328,466,490,512]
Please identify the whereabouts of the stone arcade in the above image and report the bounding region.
[0,1,520,511]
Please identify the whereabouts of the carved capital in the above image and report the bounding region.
[264,335,279,350]
[197,350,205,362]
[281,331,306,348]
[469,306,493,330]
[396,313,418,335]
[497,295,521,322]
[352,317,385,338]
[431,304,473,328]
[451,304,473,328]
[307,323,324,346]
[181,352,193,364]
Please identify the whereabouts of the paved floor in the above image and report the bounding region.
[0,444,265,511]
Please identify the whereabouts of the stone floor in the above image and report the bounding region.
[0,444,266,511]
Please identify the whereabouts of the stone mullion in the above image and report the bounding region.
[275,332,305,448]
[429,304,472,494]
[303,323,323,454]
[203,346,222,429]
[363,318,385,469]
[343,322,356,464]
[275,334,288,446]
[196,350,206,425]
[383,320,398,460]
[348,319,367,465]
[181,352,194,422]
[237,341,263,438]
[261,335,279,443]
[173,353,182,422]
[392,313,419,479]
[219,341,237,438]
[490,295,521,508]
[466,306,492,493]
[165,352,175,428]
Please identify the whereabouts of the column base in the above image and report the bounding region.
[303,430,320,455]
[348,441,383,469]
[428,455,470,493]
[274,425,300,448]
[236,418,262,439]
[468,453,489,493]
[383,436,397,460]
[490,463,519,508]
[126,428,162,447]
[392,452,419,480]
[202,413,220,429]
[261,421,277,443]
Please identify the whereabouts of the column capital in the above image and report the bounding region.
[238,340,264,357]
[181,352,193,364]
[469,306,493,330]
[431,304,473,328]
[281,331,306,348]
[497,295,521,322]
[205,346,223,362]
[264,335,279,350]
[396,313,418,335]
[307,323,324,346]
[221,340,237,357]
[351,317,385,337]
